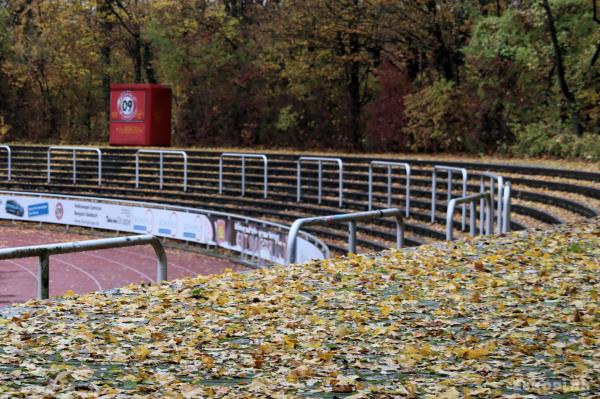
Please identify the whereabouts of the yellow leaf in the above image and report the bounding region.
[438,386,459,399]
[133,345,150,360]
[283,335,297,350]
[464,342,496,359]
[64,289,75,298]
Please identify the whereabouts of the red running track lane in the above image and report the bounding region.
[0,225,247,306]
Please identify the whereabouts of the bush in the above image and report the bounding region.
[512,121,600,161]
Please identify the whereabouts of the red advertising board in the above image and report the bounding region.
[109,84,171,146]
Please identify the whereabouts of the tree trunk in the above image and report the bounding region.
[143,42,157,83]
[133,30,142,83]
[348,31,362,150]
[541,0,582,136]
[97,0,112,119]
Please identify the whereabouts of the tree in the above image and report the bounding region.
[540,0,582,135]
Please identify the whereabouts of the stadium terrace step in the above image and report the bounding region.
[2,145,598,261]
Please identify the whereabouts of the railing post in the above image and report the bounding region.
[37,253,50,300]
[469,201,476,237]
[446,198,457,241]
[47,151,51,183]
[218,155,223,194]
[263,157,268,199]
[395,215,405,249]
[159,153,164,190]
[338,160,343,208]
[502,181,512,233]
[461,170,467,231]
[387,165,392,208]
[182,153,188,192]
[151,240,168,282]
[431,169,437,223]
[135,153,140,188]
[317,160,322,204]
[287,219,303,264]
[447,169,452,203]
[72,149,76,184]
[348,221,357,253]
[405,166,411,217]
[296,160,301,202]
[241,156,246,196]
[480,177,485,235]
[485,196,493,234]
[490,178,500,234]
[97,149,102,186]
[368,164,374,210]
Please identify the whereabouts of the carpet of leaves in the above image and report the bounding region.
[0,221,599,398]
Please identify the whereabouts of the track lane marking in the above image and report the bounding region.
[83,252,155,282]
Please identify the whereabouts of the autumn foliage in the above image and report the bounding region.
[0,1,598,157]
[0,219,598,396]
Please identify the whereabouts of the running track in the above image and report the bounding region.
[0,225,246,306]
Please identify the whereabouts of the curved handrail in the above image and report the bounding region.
[135,149,188,191]
[446,193,492,241]
[287,208,404,264]
[432,165,468,230]
[368,161,411,217]
[0,234,166,300]
[47,146,102,185]
[219,153,268,198]
[297,157,344,207]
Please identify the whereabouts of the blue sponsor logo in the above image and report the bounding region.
[133,225,147,231]
[183,232,196,239]
[158,228,171,235]
[28,202,49,217]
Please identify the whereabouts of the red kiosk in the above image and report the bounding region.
[109,83,172,146]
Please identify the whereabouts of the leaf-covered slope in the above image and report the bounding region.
[1,221,599,398]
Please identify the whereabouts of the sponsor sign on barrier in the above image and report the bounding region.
[0,193,326,265]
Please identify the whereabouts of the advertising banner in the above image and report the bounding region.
[0,194,327,265]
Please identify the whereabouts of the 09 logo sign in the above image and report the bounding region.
[117,91,138,121]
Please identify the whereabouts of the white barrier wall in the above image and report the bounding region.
[0,192,327,265]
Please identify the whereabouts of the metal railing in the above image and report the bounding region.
[0,235,167,300]
[286,208,404,264]
[297,157,344,208]
[0,145,10,181]
[219,153,268,198]
[432,165,468,230]
[368,161,411,217]
[47,146,102,185]
[502,181,512,233]
[135,150,188,191]
[479,172,504,234]
[446,193,492,241]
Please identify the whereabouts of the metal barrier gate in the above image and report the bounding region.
[135,149,188,191]
[0,235,167,300]
[446,193,493,241]
[368,161,411,217]
[432,165,468,230]
[219,153,268,198]
[297,157,344,208]
[286,208,404,264]
[0,145,10,181]
[47,146,102,185]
